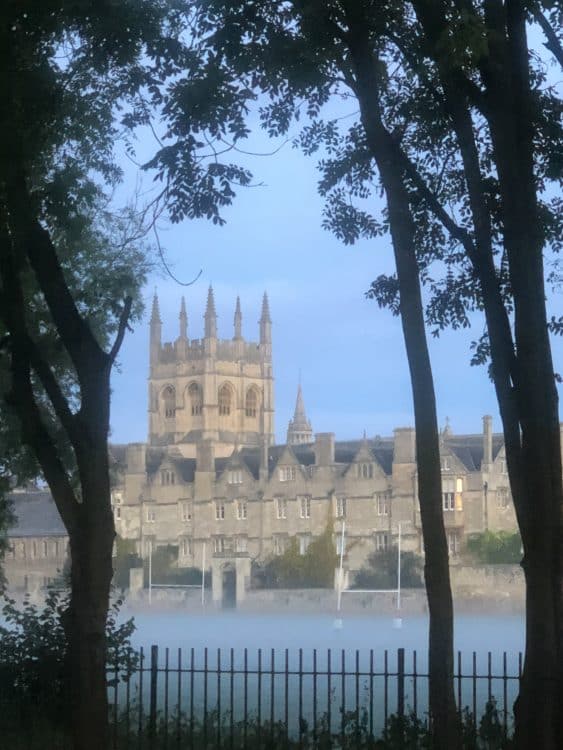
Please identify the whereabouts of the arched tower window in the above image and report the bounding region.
[162,386,176,419]
[218,384,232,416]
[245,388,258,418]
[188,382,203,416]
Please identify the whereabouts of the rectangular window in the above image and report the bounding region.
[279,466,296,482]
[115,506,121,520]
[227,470,243,485]
[213,536,226,554]
[441,457,451,471]
[336,533,346,556]
[180,501,192,522]
[161,470,175,486]
[273,535,286,555]
[497,487,510,508]
[275,497,288,519]
[375,532,389,551]
[146,507,156,523]
[299,495,311,519]
[180,538,192,557]
[235,536,248,553]
[43,540,48,557]
[298,534,312,555]
[32,542,37,558]
[335,497,346,518]
[376,492,389,516]
[112,492,123,505]
[442,479,455,511]
[215,501,225,521]
[500,459,507,475]
[54,541,59,557]
[447,531,459,556]
[236,499,247,520]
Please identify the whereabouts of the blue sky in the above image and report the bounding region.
[109,93,562,447]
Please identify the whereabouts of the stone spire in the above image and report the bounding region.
[149,290,161,367]
[179,296,188,339]
[287,383,313,445]
[150,291,161,325]
[204,285,217,338]
[234,296,242,339]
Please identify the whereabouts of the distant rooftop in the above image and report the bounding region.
[7,490,67,538]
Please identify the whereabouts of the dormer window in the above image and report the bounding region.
[358,463,374,479]
[227,469,243,485]
[161,470,175,486]
[441,457,451,472]
[279,466,296,482]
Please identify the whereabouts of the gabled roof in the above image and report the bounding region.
[447,434,504,471]
[8,491,67,538]
[334,439,394,475]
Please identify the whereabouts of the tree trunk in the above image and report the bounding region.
[67,507,114,750]
[342,10,462,746]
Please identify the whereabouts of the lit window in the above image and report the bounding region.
[299,495,311,519]
[227,469,243,485]
[447,531,459,556]
[335,497,347,519]
[180,501,192,521]
[146,507,156,523]
[235,536,248,553]
[497,488,510,509]
[163,386,176,418]
[188,382,203,416]
[376,492,389,516]
[236,499,247,520]
[279,466,296,482]
[275,498,288,519]
[273,535,286,555]
[245,388,258,418]
[215,501,225,521]
[180,538,192,557]
[218,384,232,416]
[442,479,455,511]
[375,532,388,551]
[298,534,312,555]
[213,536,226,554]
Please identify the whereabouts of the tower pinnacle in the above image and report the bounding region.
[179,296,188,339]
[204,285,217,338]
[150,291,161,324]
[259,291,272,350]
[234,296,242,339]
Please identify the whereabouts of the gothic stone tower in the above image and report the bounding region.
[148,288,274,457]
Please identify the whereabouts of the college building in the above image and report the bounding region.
[107,289,521,599]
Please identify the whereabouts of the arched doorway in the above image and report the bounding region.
[222,564,236,609]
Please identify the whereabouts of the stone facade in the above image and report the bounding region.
[112,292,523,588]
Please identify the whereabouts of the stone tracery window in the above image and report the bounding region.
[162,386,176,418]
[245,388,258,418]
[189,382,203,416]
[218,384,232,416]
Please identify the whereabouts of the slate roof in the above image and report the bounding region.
[447,434,504,472]
[8,491,67,538]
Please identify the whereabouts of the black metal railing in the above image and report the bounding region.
[107,646,522,749]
